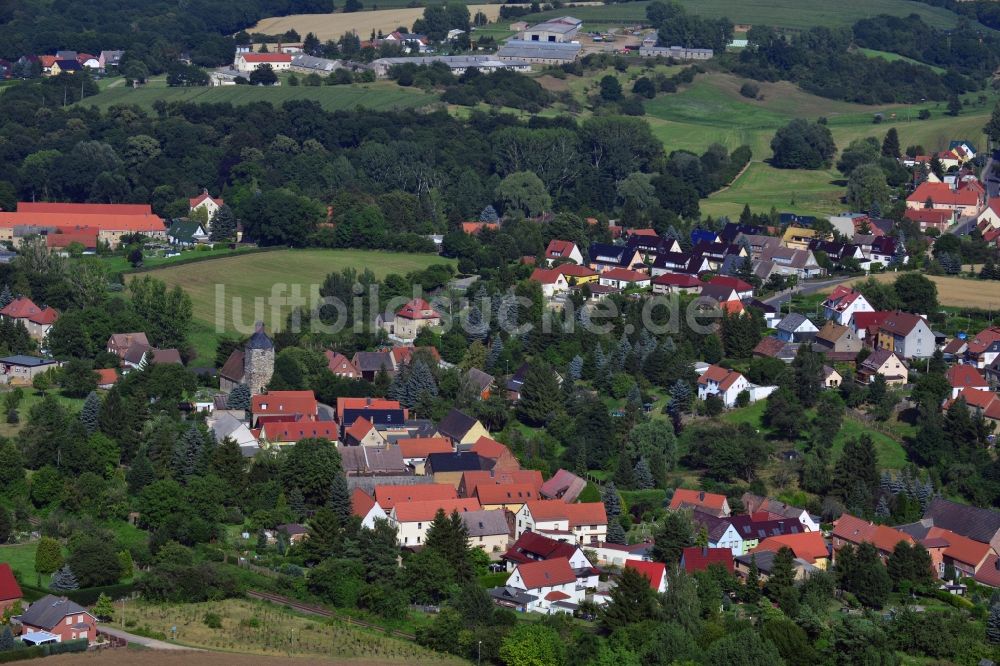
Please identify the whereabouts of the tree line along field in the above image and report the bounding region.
[833,274,1000,311]
[526,0,968,31]
[129,249,456,361]
[78,81,437,113]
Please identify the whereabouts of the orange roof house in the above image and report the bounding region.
[259,419,338,444]
[753,532,829,567]
[396,298,440,321]
[375,483,457,510]
[397,437,453,460]
[95,368,119,389]
[625,559,667,592]
[514,557,577,589]
[391,497,480,522]
[459,469,544,498]
[461,222,499,235]
[474,483,538,508]
[832,514,913,560]
[669,488,731,517]
[252,391,319,422]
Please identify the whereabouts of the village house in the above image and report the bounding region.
[324,351,361,379]
[587,243,643,273]
[189,190,224,219]
[252,390,319,426]
[760,245,824,279]
[517,16,582,42]
[948,388,1000,429]
[905,181,984,217]
[351,488,389,529]
[234,52,292,72]
[857,348,908,385]
[555,264,598,286]
[0,563,22,614]
[734,549,818,582]
[397,437,453,474]
[692,512,807,556]
[495,557,581,614]
[978,197,1000,234]
[436,408,490,449]
[219,322,275,395]
[651,272,703,295]
[381,298,441,342]
[502,531,597,578]
[208,412,259,457]
[0,202,165,249]
[389,498,481,546]
[775,313,819,343]
[1,296,59,340]
[167,220,208,247]
[544,239,583,265]
[741,493,820,532]
[781,226,819,251]
[341,445,408,476]
[337,397,407,431]
[461,509,511,551]
[874,311,935,359]
[514,500,608,544]
[896,519,994,579]
[459,469,544,499]
[530,268,570,298]
[475,483,539,513]
[1,355,60,385]
[814,321,862,354]
[965,326,1000,369]
[375,483,457,511]
[598,268,651,290]
[752,532,830,569]
[946,365,989,399]
[924,497,1000,552]
[831,514,913,562]
[696,364,750,407]
[342,417,387,447]
[18,595,96,643]
[680,547,735,575]
[106,333,149,360]
[259,419,337,447]
[822,365,843,388]
[822,286,874,326]
[539,469,586,503]
[669,488,731,517]
[626,559,668,592]
[905,207,954,233]
[425,452,495,487]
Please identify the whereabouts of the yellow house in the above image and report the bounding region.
[781,226,818,250]
[557,264,599,285]
[461,509,511,552]
[437,408,491,448]
[857,348,908,386]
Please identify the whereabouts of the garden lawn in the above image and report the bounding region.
[0,390,87,438]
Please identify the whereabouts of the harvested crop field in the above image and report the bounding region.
[829,274,1000,310]
[251,5,509,40]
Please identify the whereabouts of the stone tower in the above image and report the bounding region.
[244,321,274,394]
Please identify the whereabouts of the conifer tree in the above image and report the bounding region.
[50,565,79,591]
[743,556,761,603]
[486,336,503,371]
[0,285,11,309]
[126,447,156,495]
[0,627,15,652]
[173,425,205,481]
[289,486,306,519]
[670,379,692,414]
[633,458,654,489]
[226,383,251,411]
[988,604,1000,644]
[568,355,583,381]
[209,204,237,241]
[328,473,352,525]
[79,391,100,435]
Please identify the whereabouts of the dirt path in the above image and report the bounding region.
[98,626,204,651]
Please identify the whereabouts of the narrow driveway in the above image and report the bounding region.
[762,275,851,309]
[98,626,204,651]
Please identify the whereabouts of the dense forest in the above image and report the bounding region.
[0,0,333,67]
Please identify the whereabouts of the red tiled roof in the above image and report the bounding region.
[878,311,927,337]
[681,547,734,574]
[625,559,666,590]
[324,351,360,376]
[396,298,440,321]
[696,364,743,391]
[947,364,988,390]
[0,563,22,601]
[397,437,452,459]
[967,327,1000,355]
[721,300,745,315]
[905,207,953,225]
[851,311,891,331]
[652,272,702,288]
[190,192,223,208]
[708,275,753,292]
[461,222,498,235]
[544,590,571,601]
[753,532,828,564]
[252,390,318,418]
[753,336,786,358]
[515,557,576,589]
[45,229,98,248]
[669,488,728,513]
[261,419,337,442]
[95,368,118,387]
[375,483,456,510]
[907,181,980,206]
[526,500,607,527]
[926,526,992,568]
[545,239,577,260]
[0,211,165,233]
[0,296,59,325]
[470,436,510,460]
[601,267,649,282]
[17,202,152,215]
[530,268,566,285]
[240,53,292,63]
[461,470,544,497]
[503,531,580,565]
[392,497,480,522]
[557,264,597,278]
[390,345,441,366]
[475,483,538,505]
[344,416,375,443]
[833,514,913,554]
[351,487,377,518]
[336,397,402,423]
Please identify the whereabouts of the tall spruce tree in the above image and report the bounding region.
[0,285,11,309]
[988,604,1000,644]
[126,447,156,494]
[633,458,655,489]
[226,383,251,411]
[328,473,352,525]
[209,204,237,241]
[50,564,79,591]
[79,391,100,435]
[516,360,560,426]
[172,425,205,481]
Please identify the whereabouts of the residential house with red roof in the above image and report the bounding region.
[475,483,539,513]
[680,547,734,575]
[0,563,22,613]
[896,519,993,579]
[234,52,292,72]
[741,493,820,532]
[389,498,481,546]
[651,272,703,295]
[501,557,581,614]
[620,559,666,593]
[252,390,319,426]
[459,469,544,499]
[539,469,586,503]
[375,483,457,511]
[324,351,361,379]
[502,531,598,589]
[965,326,1000,369]
[95,368,119,390]
[904,207,954,233]
[106,333,149,360]
[857,348,908,385]
[336,397,406,427]
[555,263,598,285]
[189,190,224,219]
[978,197,1000,237]
[905,181,983,217]
[461,222,499,235]
[544,239,583,266]
[598,268,651,290]
[670,488,731,517]
[514,500,608,544]
[342,417,386,447]
[45,228,98,253]
[947,388,1000,429]
[259,419,338,446]
[831,514,913,562]
[530,268,570,298]
[0,296,59,340]
[946,364,989,399]
[397,437,453,474]
[696,364,750,407]
[923,496,1000,552]
[382,298,441,342]
[850,311,891,343]
[18,595,96,644]
[822,286,874,326]
[752,532,829,569]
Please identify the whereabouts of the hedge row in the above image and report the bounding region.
[0,639,87,663]
[20,582,135,606]
[122,245,283,275]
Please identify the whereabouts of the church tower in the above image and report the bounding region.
[244,321,274,394]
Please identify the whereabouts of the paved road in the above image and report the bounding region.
[762,276,852,309]
[98,626,203,650]
[946,154,995,237]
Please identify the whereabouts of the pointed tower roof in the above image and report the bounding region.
[247,321,274,350]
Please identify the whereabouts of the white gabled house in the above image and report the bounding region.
[696,364,748,407]
[504,557,582,614]
[822,286,873,326]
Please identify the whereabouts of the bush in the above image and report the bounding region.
[203,612,222,629]
[740,82,759,99]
